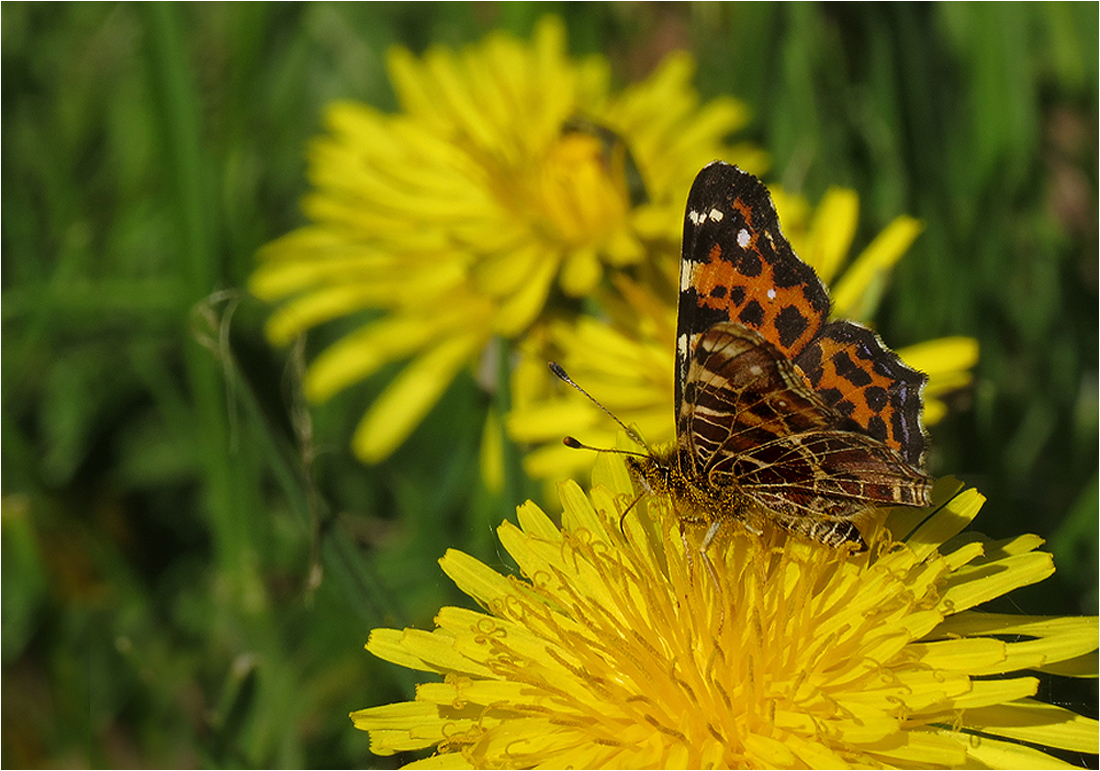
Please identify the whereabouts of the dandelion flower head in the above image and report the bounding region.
[352,454,1098,768]
[251,17,761,463]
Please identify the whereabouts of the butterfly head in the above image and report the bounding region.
[622,444,675,496]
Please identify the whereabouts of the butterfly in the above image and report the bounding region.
[625,161,933,549]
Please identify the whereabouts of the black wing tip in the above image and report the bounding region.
[688,161,771,217]
[696,160,753,187]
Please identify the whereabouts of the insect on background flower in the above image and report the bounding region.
[250,17,764,464]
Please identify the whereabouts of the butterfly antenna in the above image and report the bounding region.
[560,435,648,461]
[548,362,649,451]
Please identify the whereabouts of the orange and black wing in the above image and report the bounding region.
[794,320,928,468]
[675,162,830,420]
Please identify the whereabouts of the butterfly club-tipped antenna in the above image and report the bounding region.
[548,362,654,535]
[547,362,650,453]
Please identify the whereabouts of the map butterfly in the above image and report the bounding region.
[626,161,933,549]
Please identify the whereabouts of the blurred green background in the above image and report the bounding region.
[3,3,1096,767]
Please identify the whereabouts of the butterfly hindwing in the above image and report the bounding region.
[678,322,835,478]
[794,320,928,467]
[714,430,934,516]
[680,321,933,524]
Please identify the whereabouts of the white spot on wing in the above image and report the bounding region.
[680,261,696,292]
[708,208,724,223]
[688,210,703,226]
[767,288,776,299]
[677,333,690,361]
[737,228,751,247]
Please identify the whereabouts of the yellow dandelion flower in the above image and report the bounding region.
[251,17,761,463]
[351,454,1098,768]
[508,184,979,483]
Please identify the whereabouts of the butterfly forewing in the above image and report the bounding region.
[676,163,831,420]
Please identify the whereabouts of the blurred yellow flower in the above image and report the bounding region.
[251,17,763,463]
[352,454,1098,768]
[508,185,979,483]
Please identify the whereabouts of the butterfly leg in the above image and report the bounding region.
[679,520,693,575]
[700,520,722,551]
[698,521,726,632]
[681,520,721,579]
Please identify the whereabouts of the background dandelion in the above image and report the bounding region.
[2,4,1096,767]
[250,16,761,466]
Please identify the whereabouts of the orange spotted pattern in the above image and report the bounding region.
[795,324,927,467]
[686,212,826,360]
